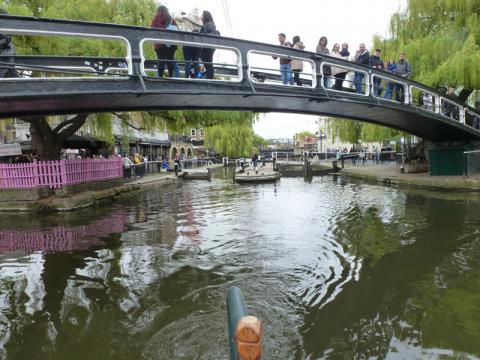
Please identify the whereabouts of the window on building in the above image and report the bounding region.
[191,129,196,137]
[199,129,204,137]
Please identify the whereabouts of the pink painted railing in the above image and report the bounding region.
[0,157,123,189]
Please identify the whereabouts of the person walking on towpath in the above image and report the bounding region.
[251,152,259,172]
[273,33,293,85]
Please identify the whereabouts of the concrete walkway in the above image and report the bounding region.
[339,164,480,192]
[0,172,178,213]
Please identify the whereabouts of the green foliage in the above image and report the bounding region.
[373,0,480,90]
[252,133,268,148]
[203,112,258,157]
[326,118,401,145]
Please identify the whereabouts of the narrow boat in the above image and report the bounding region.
[234,170,281,183]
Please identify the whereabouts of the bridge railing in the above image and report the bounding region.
[321,62,370,96]
[140,38,243,82]
[0,14,480,136]
[247,50,317,88]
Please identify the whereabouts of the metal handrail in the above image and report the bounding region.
[139,38,243,82]
[246,49,317,88]
[320,61,370,96]
[370,72,409,104]
[0,27,133,74]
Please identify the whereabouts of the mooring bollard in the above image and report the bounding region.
[227,287,263,360]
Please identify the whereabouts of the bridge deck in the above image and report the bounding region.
[0,14,479,142]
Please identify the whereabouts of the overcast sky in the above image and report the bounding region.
[163,0,406,139]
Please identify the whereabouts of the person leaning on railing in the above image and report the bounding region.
[290,36,305,86]
[383,60,397,100]
[330,43,349,90]
[0,9,17,79]
[316,36,331,88]
[369,49,384,96]
[199,10,219,80]
[354,43,370,94]
[175,8,203,78]
[272,33,293,85]
[151,6,179,78]
[393,52,411,102]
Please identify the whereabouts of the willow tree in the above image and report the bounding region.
[325,118,401,146]
[373,0,480,91]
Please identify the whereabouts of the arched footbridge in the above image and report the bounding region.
[1,15,480,141]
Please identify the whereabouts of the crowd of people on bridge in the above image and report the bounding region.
[274,33,412,101]
[150,6,219,80]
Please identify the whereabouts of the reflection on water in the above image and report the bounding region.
[0,173,479,359]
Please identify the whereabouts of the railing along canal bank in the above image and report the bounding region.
[464,150,480,177]
[0,157,123,189]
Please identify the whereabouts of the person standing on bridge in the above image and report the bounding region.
[394,53,411,102]
[316,36,331,88]
[175,9,203,78]
[383,60,397,100]
[330,43,349,90]
[354,43,370,94]
[200,10,219,80]
[291,36,305,86]
[273,33,293,85]
[370,49,384,96]
[151,6,178,78]
[0,9,17,79]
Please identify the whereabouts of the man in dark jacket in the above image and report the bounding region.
[354,43,370,94]
[394,52,411,102]
[370,49,384,96]
[0,9,17,78]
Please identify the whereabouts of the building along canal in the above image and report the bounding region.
[0,169,479,359]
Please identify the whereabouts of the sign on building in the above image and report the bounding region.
[0,143,22,156]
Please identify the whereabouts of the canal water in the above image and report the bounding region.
[0,170,479,359]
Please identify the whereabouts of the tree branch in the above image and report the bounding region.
[114,112,145,131]
[53,118,79,134]
[56,114,89,140]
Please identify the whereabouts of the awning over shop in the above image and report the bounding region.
[20,134,106,151]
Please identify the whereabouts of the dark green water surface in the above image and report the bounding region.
[0,171,479,359]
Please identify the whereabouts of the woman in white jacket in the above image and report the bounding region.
[330,43,349,90]
[174,9,203,78]
[290,36,305,86]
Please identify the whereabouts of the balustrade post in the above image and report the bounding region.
[459,107,466,124]
[32,160,39,188]
[404,84,410,105]
[59,159,68,188]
